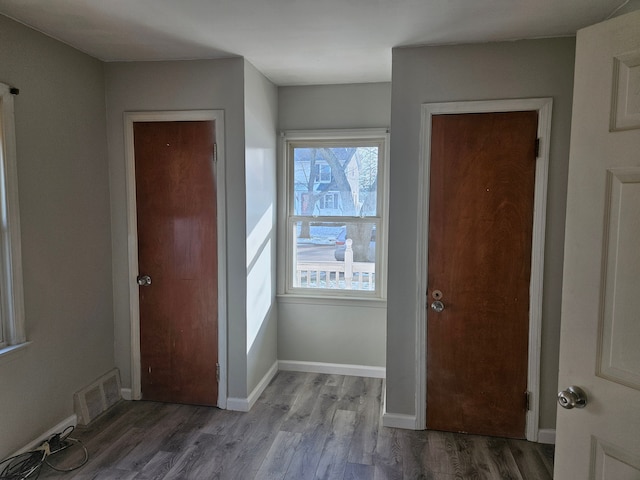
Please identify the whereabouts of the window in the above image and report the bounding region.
[314,163,332,183]
[318,193,339,210]
[0,83,26,351]
[282,129,388,298]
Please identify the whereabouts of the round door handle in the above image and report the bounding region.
[431,300,445,313]
[557,386,587,409]
[137,275,152,286]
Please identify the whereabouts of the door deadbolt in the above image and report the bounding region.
[137,275,152,287]
[432,289,443,300]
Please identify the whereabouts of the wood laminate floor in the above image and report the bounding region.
[38,372,554,479]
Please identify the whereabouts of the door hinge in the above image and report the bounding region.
[213,143,218,164]
[525,391,531,411]
[216,363,220,383]
[534,138,540,158]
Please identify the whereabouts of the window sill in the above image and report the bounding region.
[0,341,31,367]
[277,294,387,308]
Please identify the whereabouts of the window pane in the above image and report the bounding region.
[293,146,378,217]
[0,83,26,346]
[293,221,376,291]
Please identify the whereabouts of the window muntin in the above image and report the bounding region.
[284,133,386,298]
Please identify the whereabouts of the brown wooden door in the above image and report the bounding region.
[426,111,537,438]
[134,120,218,406]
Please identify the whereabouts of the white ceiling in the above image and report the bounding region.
[0,0,631,85]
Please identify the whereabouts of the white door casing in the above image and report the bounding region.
[555,10,640,479]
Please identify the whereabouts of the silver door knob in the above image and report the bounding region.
[431,300,445,313]
[557,386,587,409]
[137,275,152,286]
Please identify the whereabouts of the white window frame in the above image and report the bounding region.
[0,83,26,354]
[278,129,389,300]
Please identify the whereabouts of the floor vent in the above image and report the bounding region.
[74,368,122,425]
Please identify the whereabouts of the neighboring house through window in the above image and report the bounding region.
[0,82,26,352]
[281,129,388,298]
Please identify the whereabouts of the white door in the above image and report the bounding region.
[555,10,640,479]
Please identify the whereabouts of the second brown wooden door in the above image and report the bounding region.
[427,111,538,438]
[134,120,218,407]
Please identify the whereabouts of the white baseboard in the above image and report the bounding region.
[121,388,132,401]
[382,412,417,430]
[227,361,279,412]
[226,397,249,411]
[11,414,77,457]
[537,428,556,444]
[278,360,386,378]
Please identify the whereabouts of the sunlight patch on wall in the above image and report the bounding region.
[246,204,273,267]
[247,239,272,353]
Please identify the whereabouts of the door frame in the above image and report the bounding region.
[124,110,228,408]
[416,98,553,441]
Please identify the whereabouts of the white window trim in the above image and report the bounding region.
[0,83,26,352]
[277,128,389,301]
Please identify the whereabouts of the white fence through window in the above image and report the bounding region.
[295,239,375,291]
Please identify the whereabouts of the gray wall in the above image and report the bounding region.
[244,61,279,393]
[103,58,250,399]
[386,38,576,430]
[279,83,392,131]
[277,83,391,368]
[0,15,113,457]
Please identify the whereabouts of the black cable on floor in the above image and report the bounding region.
[0,426,89,479]
[0,449,45,480]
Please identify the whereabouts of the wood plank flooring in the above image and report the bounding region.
[38,372,554,479]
